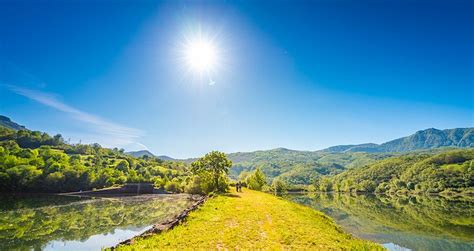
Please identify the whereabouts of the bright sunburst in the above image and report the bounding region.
[178,26,225,82]
[184,38,218,73]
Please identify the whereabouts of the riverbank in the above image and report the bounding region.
[114,189,383,250]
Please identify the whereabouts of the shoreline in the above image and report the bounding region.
[112,189,383,250]
[110,195,208,250]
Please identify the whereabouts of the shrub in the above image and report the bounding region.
[165,180,182,193]
[272,178,288,195]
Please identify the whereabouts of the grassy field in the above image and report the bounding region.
[115,189,382,250]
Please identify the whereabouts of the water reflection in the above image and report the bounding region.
[0,194,194,250]
[284,193,474,251]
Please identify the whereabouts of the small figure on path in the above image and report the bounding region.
[236,181,242,192]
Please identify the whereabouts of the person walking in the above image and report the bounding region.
[236,181,241,192]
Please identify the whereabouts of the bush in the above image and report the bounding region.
[246,168,267,191]
[261,185,272,192]
[185,176,207,195]
[165,180,182,193]
[272,178,288,195]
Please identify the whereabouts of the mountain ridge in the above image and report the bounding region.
[322,127,473,153]
[125,149,175,161]
[0,115,27,131]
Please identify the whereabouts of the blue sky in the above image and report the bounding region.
[0,0,472,158]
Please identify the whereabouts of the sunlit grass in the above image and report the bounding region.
[116,189,383,250]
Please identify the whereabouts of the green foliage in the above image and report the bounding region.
[191,151,232,193]
[225,128,473,187]
[271,177,288,195]
[227,147,391,187]
[164,179,183,193]
[317,149,474,195]
[0,126,189,193]
[318,177,333,192]
[245,168,267,191]
[0,194,194,250]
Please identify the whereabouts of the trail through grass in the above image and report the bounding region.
[116,189,383,250]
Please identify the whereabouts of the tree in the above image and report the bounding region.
[319,177,333,192]
[116,160,130,173]
[272,177,287,195]
[191,151,232,192]
[246,168,267,191]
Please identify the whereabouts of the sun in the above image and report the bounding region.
[183,37,218,74]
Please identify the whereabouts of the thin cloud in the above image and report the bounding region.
[6,85,145,149]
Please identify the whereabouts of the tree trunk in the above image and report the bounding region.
[214,173,219,191]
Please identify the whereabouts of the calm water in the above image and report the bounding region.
[0,194,195,250]
[284,193,474,251]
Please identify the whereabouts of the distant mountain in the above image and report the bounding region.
[222,127,473,184]
[156,155,175,161]
[126,150,156,158]
[0,115,27,131]
[379,128,474,152]
[125,150,175,161]
[322,143,380,153]
[322,128,473,153]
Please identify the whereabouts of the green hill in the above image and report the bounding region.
[228,149,390,185]
[224,128,473,185]
[1,115,472,190]
[318,149,474,195]
[126,150,156,158]
[0,124,188,193]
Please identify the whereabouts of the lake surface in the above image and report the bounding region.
[284,193,474,251]
[0,194,195,250]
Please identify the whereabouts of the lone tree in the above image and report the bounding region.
[191,151,232,192]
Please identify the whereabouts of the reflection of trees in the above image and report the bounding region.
[286,193,474,250]
[0,195,193,250]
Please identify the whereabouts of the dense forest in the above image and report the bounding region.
[315,149,474,195]
[221,128,473,186]
[0,126,191,192]
[227,149,391,185]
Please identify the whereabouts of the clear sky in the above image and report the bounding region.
[0,0,472,158]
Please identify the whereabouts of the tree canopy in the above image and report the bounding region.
[191,151,232,193]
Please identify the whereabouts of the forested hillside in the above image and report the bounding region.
[0,126,189,192]
[1,115,472,193]
[224,128,473,185]
[317,149,474,195]
[321,128,473,153]
[228,149,390,185]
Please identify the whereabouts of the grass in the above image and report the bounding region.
[116,189,383,250]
